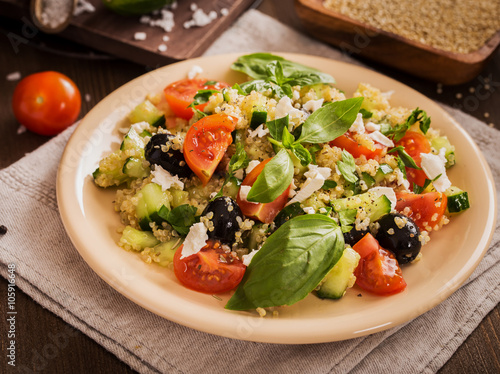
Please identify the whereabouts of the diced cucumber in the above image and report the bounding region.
[374,163,393,183]
[331,192,391,222]
[151,238,183,266]
[170,189,190,208]
[273,202,303,229]
[93,151,128,187]
[315,246,360,299]
[431,135,455,167]
[244,224,266,252]
[119,226,160,251]
[250,110,267,129]
[122,157,150,179]
[129,100,166,127]
[120,127,146,153]
[445,186,470,213]
[135,183,171,231]
[361,172,376,188]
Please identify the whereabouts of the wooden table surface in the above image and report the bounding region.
[1,0,499,372]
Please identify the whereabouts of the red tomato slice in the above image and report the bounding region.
[395,131,431,190]
[395,191,447,231]
[353,233,407,296]
[173,240,246,294]
[163,78,229,120]
[236,158,291,224]
[329,131,387,160]
[183,113,236,185]
[12,71,81,136]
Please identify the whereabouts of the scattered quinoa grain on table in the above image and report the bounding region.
[323,0,500,53]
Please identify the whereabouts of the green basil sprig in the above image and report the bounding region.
[247,148,294,203]
[158,204,198,236]
[382,108,431,142]
[231,53,335,97]
[225,214,344,310]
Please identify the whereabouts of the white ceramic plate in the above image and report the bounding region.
[57,53,497,344]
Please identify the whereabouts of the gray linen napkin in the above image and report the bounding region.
[1,9,499,374]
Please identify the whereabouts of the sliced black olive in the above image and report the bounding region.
[343,227,370,247]
[375,213,421,264]
[202,197,243,245]
[145,133,192,178]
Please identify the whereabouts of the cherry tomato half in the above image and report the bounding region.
[173,240,246,294]
[183,113,236,185]
[353,233,407,296]
[236,158,291,224]
[12,71,81,136]
[163,78,229,120]
[395,191,447,231]
[330,131,387,160]
[395,131,431,190]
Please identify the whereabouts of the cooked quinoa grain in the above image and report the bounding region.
[323,0,500,54]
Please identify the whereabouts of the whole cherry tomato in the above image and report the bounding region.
[12,71,81,136]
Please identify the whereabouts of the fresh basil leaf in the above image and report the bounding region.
[189,89,219,107]
[308,144,322,164]
[273,202,304,229]
[225,214,344,310]
[361,172,376,188]
[193,108,207,118]
[379,122,392,135]
[413,178,432,194]
[239,80,275,95]
[231,83,246,95]
[165,204,198,236]
[338,209,357,233]
[291,143,312,166]
[282,126,295,148]
[359,108,373,119]
[231,53,335,85]
[247,149,294,203]
[396,156,407,178]
[203,80,218,86]
[321,180,337,189]
[317,206,332,216]
[297,97,364,144]
[266,115,289,141]
[388,146,420,169]
[337,150,359,184]
[228,143,250,174]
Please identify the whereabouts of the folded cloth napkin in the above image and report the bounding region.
[1,9,499,374]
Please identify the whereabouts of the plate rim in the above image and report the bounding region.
[56,52,497,344]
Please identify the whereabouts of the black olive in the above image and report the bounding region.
[202,197,243,245]
[343,227,370,247]
[375,213,422,264]
[145,133,192,178]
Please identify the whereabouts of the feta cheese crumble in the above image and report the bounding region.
[303,98,324,113]
[242,249,258,266]
[238,185,257,204]
[366,130,394,147]
[180,222,208,259]
[247,124,269,138]
[246,160,260,175]
[151,165,184,190]
[275,96,303,122]
[420,149,451,192]
[287,164,331,205]
[349,113,365,134]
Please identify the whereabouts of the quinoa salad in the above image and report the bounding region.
[92,53,470,311]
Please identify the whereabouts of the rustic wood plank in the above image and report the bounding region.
[0,0,257,66]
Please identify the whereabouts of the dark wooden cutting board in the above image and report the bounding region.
[1,0,257,66]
